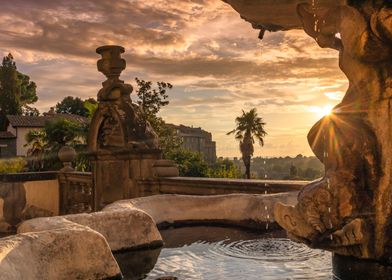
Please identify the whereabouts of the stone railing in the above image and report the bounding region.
[57,172,93,215]
[139,177,308,197]
[0,168,307,234]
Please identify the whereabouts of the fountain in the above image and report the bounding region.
[224,0,392,277]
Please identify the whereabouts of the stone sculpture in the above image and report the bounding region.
[88,46,165,210]
[90,45,159,150]
[225,0,392,264]
[274,1,392,263]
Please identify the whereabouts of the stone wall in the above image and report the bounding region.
[0,170,307,233]
[141,177,307,197]
[0,172,60,233]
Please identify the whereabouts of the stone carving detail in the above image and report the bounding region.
[92,45,159,150]
[273,1,392,263]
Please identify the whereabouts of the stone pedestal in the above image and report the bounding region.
[89,149,161,210]
[87,45,165,210]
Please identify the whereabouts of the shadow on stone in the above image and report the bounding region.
[114,247,162,280]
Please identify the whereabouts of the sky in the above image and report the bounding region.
[0,0,348,157]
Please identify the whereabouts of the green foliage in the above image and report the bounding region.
[227,108,267,179]
[233,155,324,181]
[150,117,182,157]
[165,149,209,177]
[208,158,242,178]
[55,96,97,117]
[134,77,172,120]
[24,118,88,171]
[0,157,27,174]
[0,53,38,130]
[44,118,86,148]
[17,71,38,106]
[83,100,98,119]
[133,78,179,156]
[22,105,40,116]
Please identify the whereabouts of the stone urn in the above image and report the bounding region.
[96,45,126,80]
[58,146,77,172]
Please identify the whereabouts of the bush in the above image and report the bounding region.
[0,157,27,174]
[165,149,209,177]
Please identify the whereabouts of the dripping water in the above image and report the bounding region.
[264,158,270,230]
[324,128,333,241]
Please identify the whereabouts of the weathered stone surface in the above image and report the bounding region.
[251,1,392,264]
[152,159,179,177]
[88,45,163,209]
[104,193,298,227]
[18,207,162,251]
[223,0,344,34]
[0,226,121,280]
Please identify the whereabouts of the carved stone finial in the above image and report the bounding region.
[96,45,126,81]
[58,145,77,172]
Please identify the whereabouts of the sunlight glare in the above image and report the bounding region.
[309,105,334,118]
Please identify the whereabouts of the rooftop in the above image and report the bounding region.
[7,114,89,128]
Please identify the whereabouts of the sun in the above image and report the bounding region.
[309,105,334,118]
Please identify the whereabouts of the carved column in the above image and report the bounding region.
[87,45,162,210]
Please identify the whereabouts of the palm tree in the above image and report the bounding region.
[227,108,267,179]
[25,130,47,170]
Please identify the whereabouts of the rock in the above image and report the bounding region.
[18,207,162,251]
[104,193,298,228]
[242,0,392,263]
[223,0,344,32]
[0,226,121,280]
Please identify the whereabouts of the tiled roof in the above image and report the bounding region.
[7,114,89,128]
[0,131,16,139]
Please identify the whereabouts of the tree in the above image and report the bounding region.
[134,77,172,121]
[208,158,242,178]
[133,78,180,156]
[290,164,298,178]
[0,53,38,130]
[227,108,267,179]
[55,96,96,117]
[24,130,46,170]
[165,149,209,177]
[22,105,40,116]
[24,118,88,171]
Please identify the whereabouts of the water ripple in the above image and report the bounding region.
[146,237,332,280]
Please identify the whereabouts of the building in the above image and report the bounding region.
[0,112,88,158]
[171,124,217,164]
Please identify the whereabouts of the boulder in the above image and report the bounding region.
[18,207,162,251]
[0,226,121,280]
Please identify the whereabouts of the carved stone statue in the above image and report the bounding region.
[89,45,159,151]
[273,1,392,263]
[88,46,162,209]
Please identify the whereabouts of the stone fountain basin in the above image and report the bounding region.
[0,193,297,279]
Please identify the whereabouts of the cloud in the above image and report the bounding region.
[0,0,348,157]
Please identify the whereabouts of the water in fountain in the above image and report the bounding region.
[143,226,332,280]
